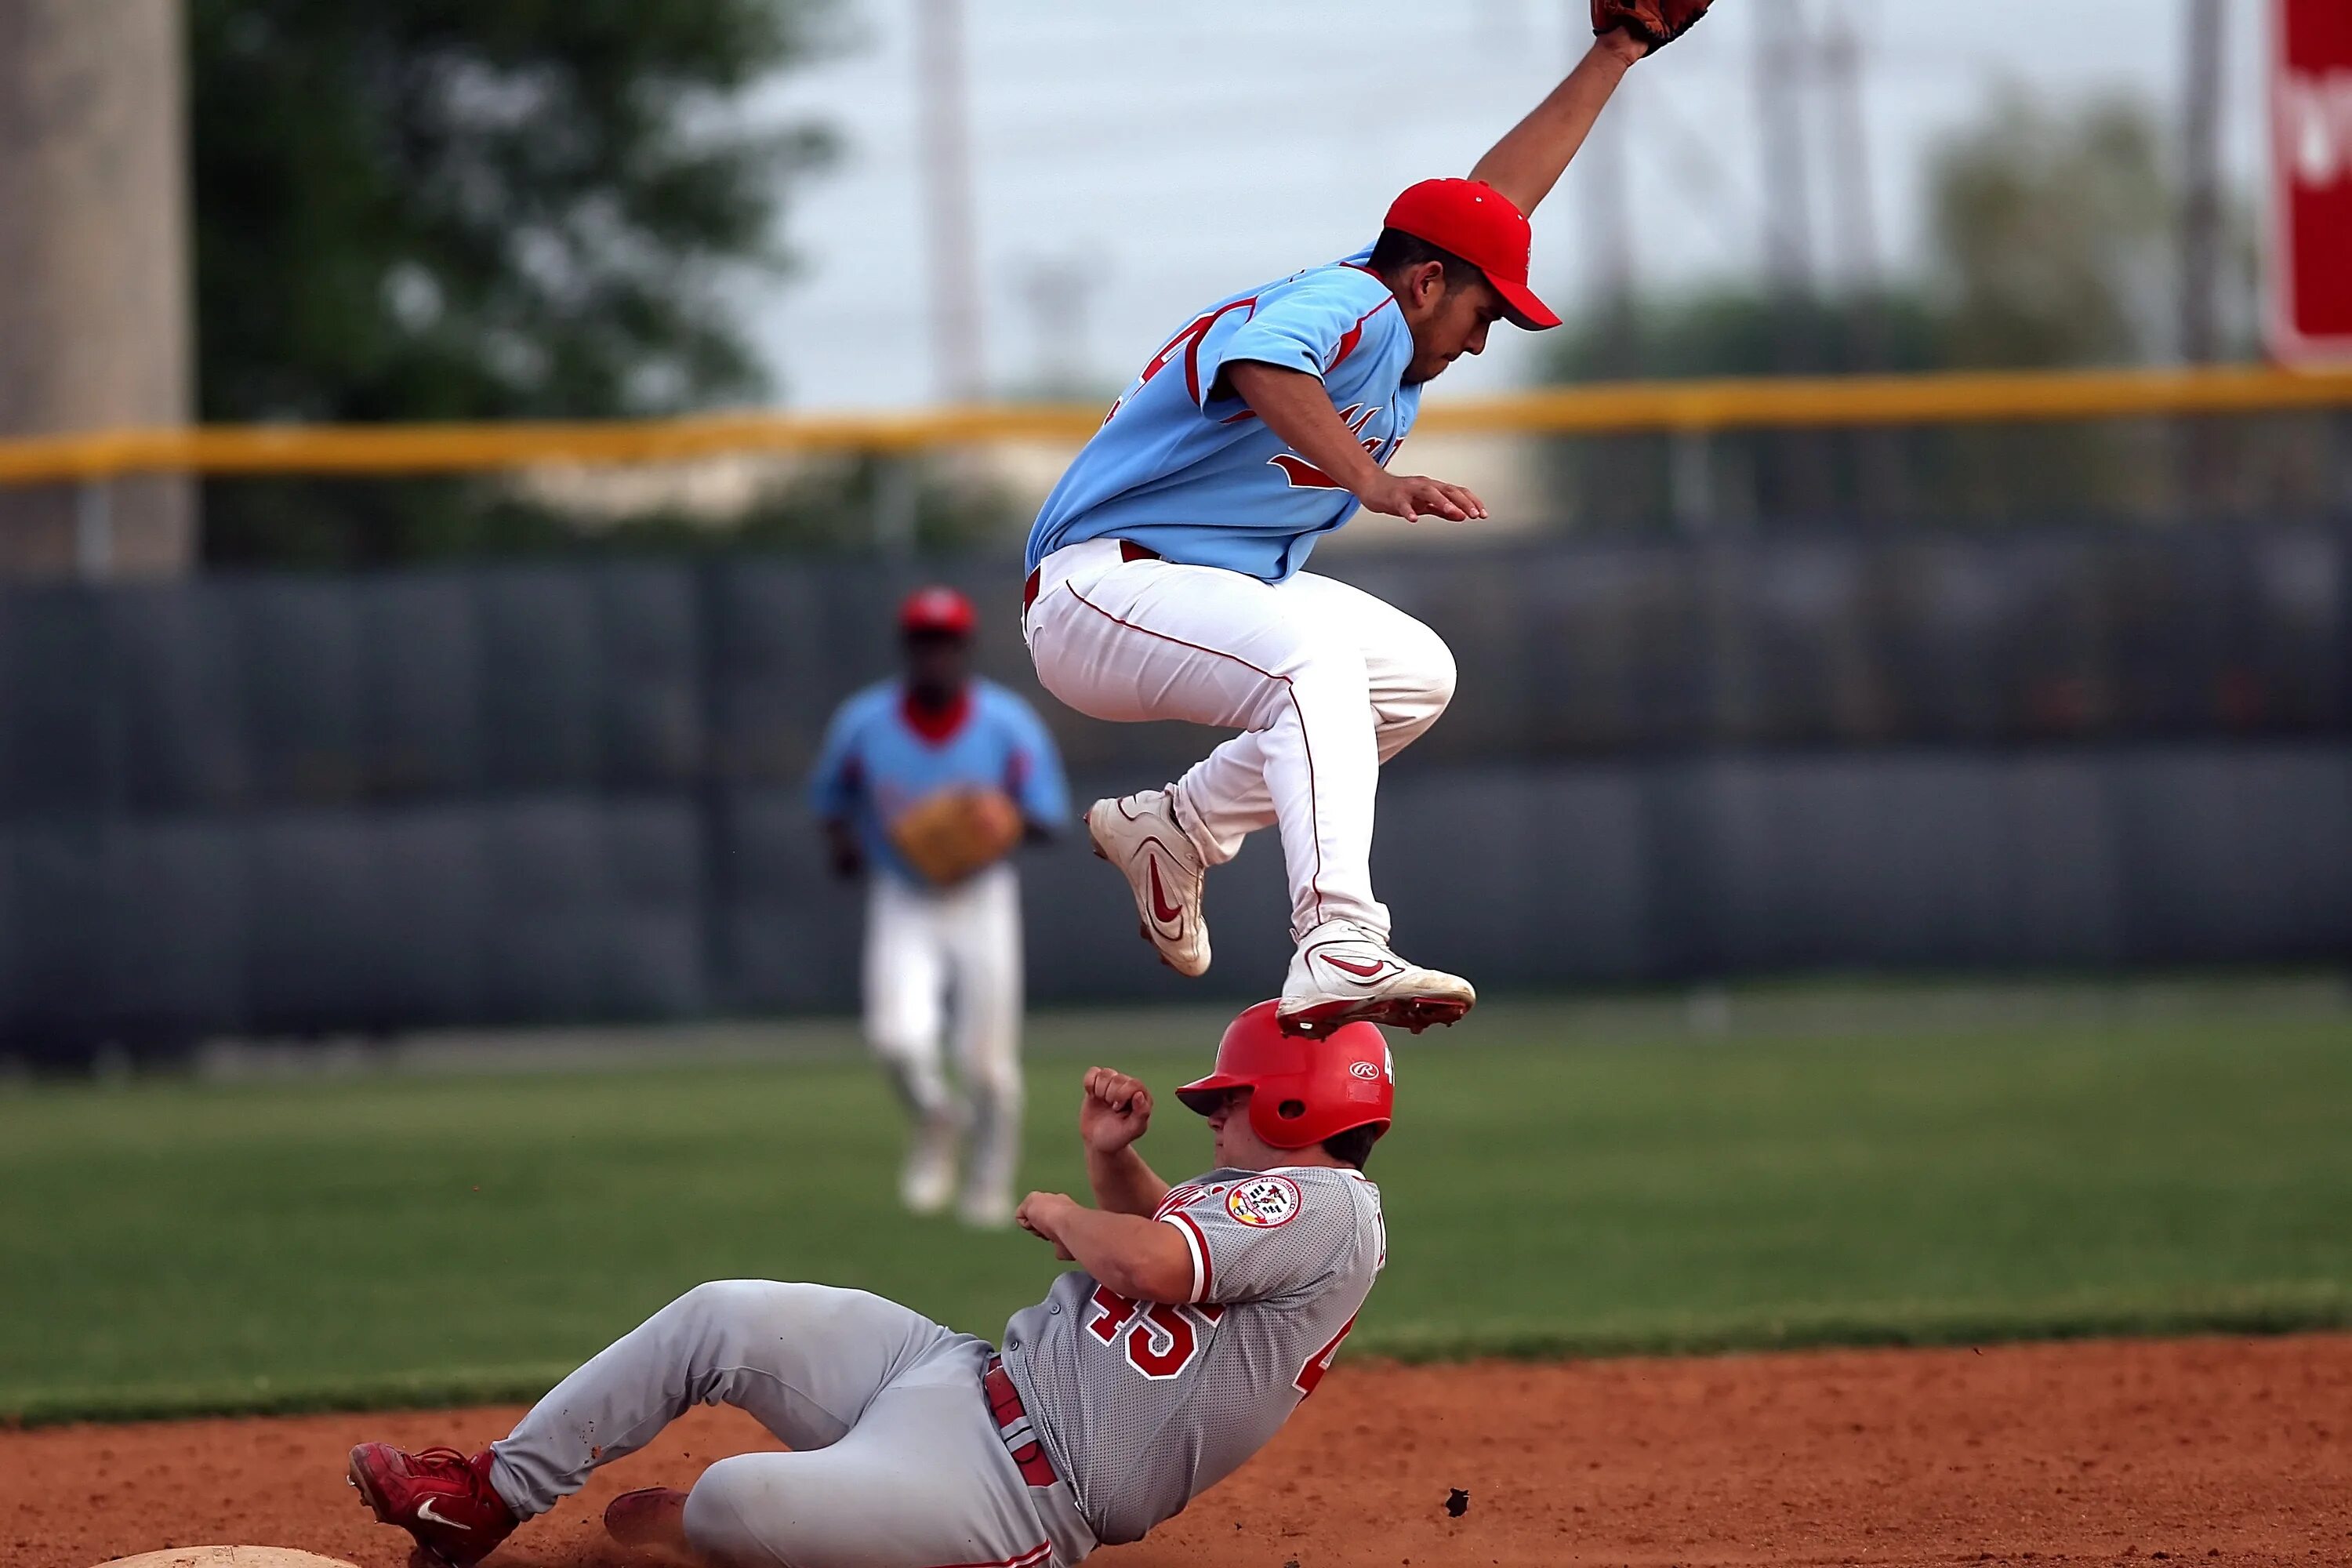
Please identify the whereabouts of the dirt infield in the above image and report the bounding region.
[5,1335,2348,1568]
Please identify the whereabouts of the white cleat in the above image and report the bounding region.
[1277,919,1475,1037]
[1087,790,1211,978]
[900,1113,960,1216]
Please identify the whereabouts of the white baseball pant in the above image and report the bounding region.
[1022,539,1456,942]
[865,863,1024,1210]
[488,1280,1097,1568]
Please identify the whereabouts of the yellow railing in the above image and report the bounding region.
[4,365,2352,485]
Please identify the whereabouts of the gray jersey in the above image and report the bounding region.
[998,1164,1386,1546]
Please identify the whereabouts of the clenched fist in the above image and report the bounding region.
[1080,1066,1154,1156]
[1016,1191,1079,1259]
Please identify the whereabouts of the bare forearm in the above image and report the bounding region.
[1469,37,1640,217]
[1053,1207,1191,1303]
[1226,361,1484,524]
[1223,362,1388,499]
[1087,1145,1171,1218]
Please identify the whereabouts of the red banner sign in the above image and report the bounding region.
[2273,0,2352,362]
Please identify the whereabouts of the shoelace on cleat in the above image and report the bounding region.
[408,1446,477,1472]
[402,1446,497,1504]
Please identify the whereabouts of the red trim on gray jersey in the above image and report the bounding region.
[1156,1181,1206,1218]
[1165,1208,1214,1301]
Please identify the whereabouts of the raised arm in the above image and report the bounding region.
[1468,31,1647,219]
[1076,1067,1173,1217]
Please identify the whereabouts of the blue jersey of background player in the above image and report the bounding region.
[1025,242,1425,584]
[808,589,1071,884]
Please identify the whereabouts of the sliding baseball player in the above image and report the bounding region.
[349,1001,1395,1568]
[1021,4,1713,1036]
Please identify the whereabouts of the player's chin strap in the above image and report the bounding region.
[983,1356,1062,1488]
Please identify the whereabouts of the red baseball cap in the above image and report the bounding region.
[899,585,976,637]
[1383,178,1561,331]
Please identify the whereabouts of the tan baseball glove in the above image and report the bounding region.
[1592,0,1716,53]
[889,786,1024,886]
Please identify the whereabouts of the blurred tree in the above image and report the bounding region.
[1552,289,1943,383]
[188,0,840,562]
[1926,93,2186,523]
[1541,88,2291,532]
[1547,93,2184,389]
[1926,92,2175,369]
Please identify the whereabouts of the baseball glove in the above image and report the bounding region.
[1592,0,1716,54]
[889,786,1023,886]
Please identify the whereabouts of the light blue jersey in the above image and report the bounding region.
[1025,242,1417,584]
[808,679,1071,885]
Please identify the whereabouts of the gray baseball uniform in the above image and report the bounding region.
[483,1164,1381,1567]
[488,1280,1098,1568]
[1001,1164,1387,1545]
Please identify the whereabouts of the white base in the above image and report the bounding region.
[99,1550,360,1568]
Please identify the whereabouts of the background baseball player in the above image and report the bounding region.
[1022,8,1710,1036]
[809,586,1072,1227]
[347,1001,1396,1568]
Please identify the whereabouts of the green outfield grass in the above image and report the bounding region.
[3,985,2350,1424]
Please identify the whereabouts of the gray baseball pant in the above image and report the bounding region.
[488,1280,1096,1568]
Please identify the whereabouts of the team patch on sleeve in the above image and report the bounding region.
[1225,1174,1302,1229]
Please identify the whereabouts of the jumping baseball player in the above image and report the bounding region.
[349,1000,1395,1568]
[1022,6,1711,1036]
[809,586,1071,1227]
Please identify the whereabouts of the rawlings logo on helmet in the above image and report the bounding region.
[1176,1000,1396,1151]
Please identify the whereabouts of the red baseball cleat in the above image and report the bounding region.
[347,1441,519,1568]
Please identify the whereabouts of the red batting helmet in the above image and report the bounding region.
[899,585,976,637]
[1176,1000,1394,1149]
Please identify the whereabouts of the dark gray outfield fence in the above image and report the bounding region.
[2,524,2347,1058]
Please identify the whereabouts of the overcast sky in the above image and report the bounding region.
[744,0,2273,410]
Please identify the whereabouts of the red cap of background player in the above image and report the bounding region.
[1382,178,1561,332]
[899,585,976,638]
